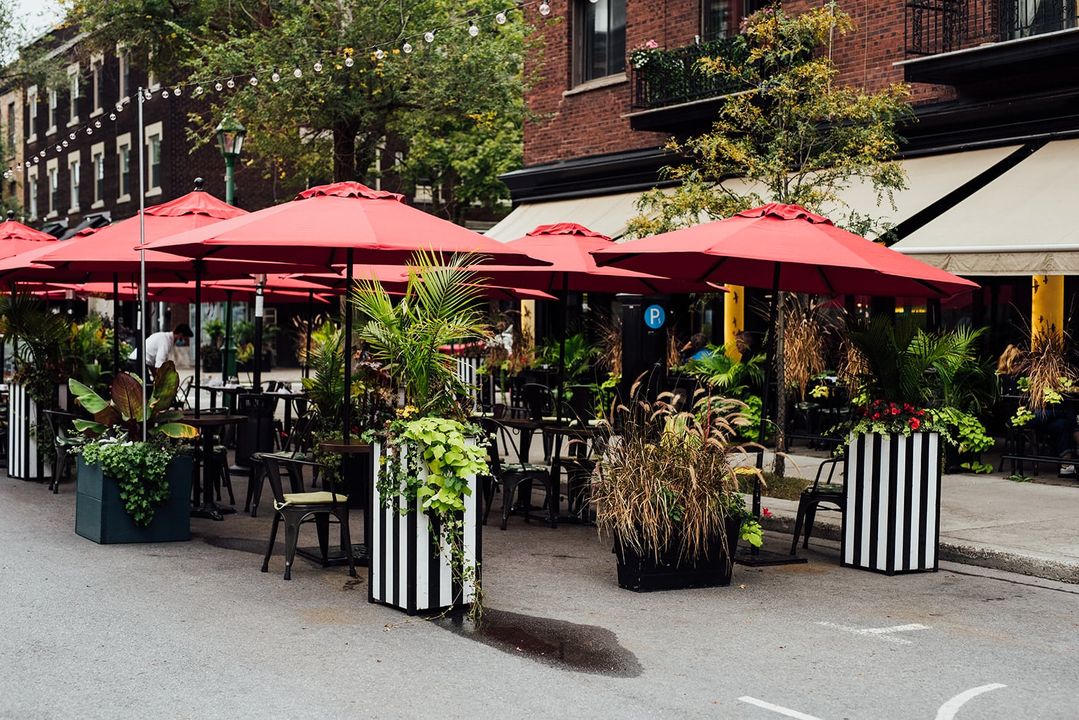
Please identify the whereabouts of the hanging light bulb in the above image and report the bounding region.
[468,21,479,37]
[62,140,68,147]
[314,60,323,72]
[226,78,236,89]
[374,49,385,60]
[25,160,30,167]
[109,113,116,121]
[69,132,76,140]
[424,30,436,43]
[33,157,39,164]
[115,102,124,112]
[539,2,550,15]
[496,11,508,24]
[144,88,152,100]
[271,70,281,82]
[249,76,258,86]
[344,56,354,68]
[194,85,204,95]
[39,150,45,157]
[214,81,224,91]
[55,145,61,152]
[86,127,93,135]
[94,120,101,128]
[402,42,413,54]
[293,68,303,78]
[161,89,170,98]
[173,86,182,96]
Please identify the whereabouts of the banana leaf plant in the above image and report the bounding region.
[68,361,197,441]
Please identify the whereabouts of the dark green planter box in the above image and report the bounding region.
[75,454,193,544]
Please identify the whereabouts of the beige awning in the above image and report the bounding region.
[893,139,1079,275]
[485,191,648,242]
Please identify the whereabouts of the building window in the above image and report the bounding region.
[118,141,131,198]
[118,48,131,99]
[26,87,38,140]
[575,0,626,84]
[27,168,37,219]
[68,66,80,124]
[5,101,14,153]
[92,146,104,205]
[703,0,767,41]
[47,88,58,133]
[48,164,59,214]
[69,156,80,211]
[146,122,162,194]
[91,56,103,113]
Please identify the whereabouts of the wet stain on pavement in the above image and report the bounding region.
[199,535,269,555]
[431,608,642,677]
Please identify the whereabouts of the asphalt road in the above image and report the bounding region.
[1,475,1076,719]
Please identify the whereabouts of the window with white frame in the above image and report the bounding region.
[47,88,58,134]
[91,54,104,114]
[26,86,38,141]
[116,132,131,200]
[5,101,14,153]
[91,141,104,206]
[573,0,627,85]
[145,121,162,195]
[68,65,80,125]
[26,166,38,219]
[117,46,131,100]
[68,152,81,211]
[46,158,59,215]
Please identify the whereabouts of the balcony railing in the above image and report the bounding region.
[906,0,1078,56]
[630,38,751,110]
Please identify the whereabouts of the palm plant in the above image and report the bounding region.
[350,251,490,418]
[1,292,74,404]
[684,347,765,396]
[301,322,346,427]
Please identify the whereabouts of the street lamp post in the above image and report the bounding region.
[215,115,247,381]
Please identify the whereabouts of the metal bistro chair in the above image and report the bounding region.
[479,417,557,530]
[790,456,845,555]
[257,452,356,581]
[44,409,78,494]
[247,410,320,517]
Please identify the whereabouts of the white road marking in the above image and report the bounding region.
[738,696,824,720]
[935,684,1007,720]
[815,621,931,644]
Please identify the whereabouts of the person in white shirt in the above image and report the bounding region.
[128,324,194,370]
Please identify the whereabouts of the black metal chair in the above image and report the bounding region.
[790,456,845,555]
[257,453,356,581]
[174,375,194,410]
[43,409,78,494]
[479,418,557,530]
[246,411,319,517]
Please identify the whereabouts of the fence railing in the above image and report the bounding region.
[630,37,750,110]
[906,0,1077,56]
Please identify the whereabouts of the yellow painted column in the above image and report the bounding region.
[520,299,536,352]
[1031,275,1064,343]
[724,284,744,361]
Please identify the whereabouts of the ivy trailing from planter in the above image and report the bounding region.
[80,440,174,526]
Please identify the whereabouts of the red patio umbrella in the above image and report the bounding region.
[143,181,547,441]
[294,265,557,301]
[592,204,979,561]
[0,211,58,260]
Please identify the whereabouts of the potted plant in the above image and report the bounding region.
[351,252,490,616]
[592,391,763,592]
[842,317,988,575]
[68,361,198,544]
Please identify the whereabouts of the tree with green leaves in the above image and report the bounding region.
[67,0,530,221]
[627,3,910,239]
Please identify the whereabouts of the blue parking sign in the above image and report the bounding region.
[644,304,666,330]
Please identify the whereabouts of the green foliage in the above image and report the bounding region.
[536,332,598,385]
[351,251,490,418]
[682,348,765,440]
[69,0,532,219]
[627,4,910,238]
[80,440,174,526]
[68,316,120,395]
[68,361,197,441]
[927,407,994,455]
[2,293,74,406]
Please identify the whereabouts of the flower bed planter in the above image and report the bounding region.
[369,441,481,615]
[842,432,941,575]
[75,455,193,544]
[614,517,742,592]
[6,382,62,480]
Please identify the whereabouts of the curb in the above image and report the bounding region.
[760,514,1079,585]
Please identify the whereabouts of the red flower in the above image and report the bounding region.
[917,409,925,417]
[891,407,899,415]
[762,507,773,519]
[873,412,881,420]
[910,417,921,430]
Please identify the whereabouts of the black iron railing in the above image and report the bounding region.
[630,37,750,110]
[906,0,1078,56]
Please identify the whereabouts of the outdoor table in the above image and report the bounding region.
[546,424,606,524]
[477,416,548,464]
[197,383,252,412]
[184,413,247,521]
[267,389,307,435]
[317,440,374,566]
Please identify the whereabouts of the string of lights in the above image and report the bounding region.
[2,0,556,182]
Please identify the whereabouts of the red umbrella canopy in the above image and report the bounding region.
[294,265,557,301]
[592,204,978,298]
[0,213,57,244]
[22,189,317,282]
[142,181,548,267]
[74,280,332,304]
[471,223,724,294]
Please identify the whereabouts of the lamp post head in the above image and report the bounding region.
[215,114,247,160]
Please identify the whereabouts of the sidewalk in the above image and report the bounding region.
[760,451,1079,583]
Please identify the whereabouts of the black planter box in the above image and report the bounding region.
[613,517,741,592]
[75,454,193,544]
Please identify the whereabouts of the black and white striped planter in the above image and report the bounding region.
[843,432,942,575]
[369,441,481,615]
[7,382,52,480]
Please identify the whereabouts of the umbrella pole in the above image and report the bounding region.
[343,250,354,443]
[222,290,233,383]
[194,260,202,418]
[112,274,120,377]
[137,86,147,440]
[303,290,313,380]
[556,272,568,425]
[253,277,264,391]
